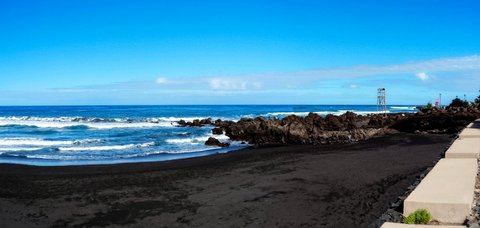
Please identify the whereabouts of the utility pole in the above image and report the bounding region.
[439,93,442,107]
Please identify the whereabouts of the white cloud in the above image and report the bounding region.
[208,78,262,90]
[156,77,170,84]
[415,72,429,81]
[252,82,262,89]
[209,78,245,90]
[51,55,480,97]
[285,55,480,79]
[150,55,479,91]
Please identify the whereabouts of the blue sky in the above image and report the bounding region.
[0,0,479,105]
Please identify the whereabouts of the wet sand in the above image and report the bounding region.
[0,133,452,228]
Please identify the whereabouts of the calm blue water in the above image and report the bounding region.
[0,105,417,166]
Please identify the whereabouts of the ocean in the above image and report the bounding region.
[0,105,417,166]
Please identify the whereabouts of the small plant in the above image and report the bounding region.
[403,209,432,224]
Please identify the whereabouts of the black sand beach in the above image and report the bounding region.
[0,133,451,227]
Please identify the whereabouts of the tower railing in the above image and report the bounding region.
[377,88,386,116]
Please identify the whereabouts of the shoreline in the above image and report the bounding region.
[0,132,452,227]
[0,146,254,175]
[0,144,250,167]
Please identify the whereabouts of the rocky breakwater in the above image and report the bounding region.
[391,106,480,134]
[214,112,407,145]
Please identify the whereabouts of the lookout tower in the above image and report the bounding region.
[377,88,387,116]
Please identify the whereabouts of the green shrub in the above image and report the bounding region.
[449,97,469,108]
[403,209,432,224]
[425,102,433,109]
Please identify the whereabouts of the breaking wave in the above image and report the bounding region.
[166,134,230,145]
[58,142,156,151]
[0,116,180,129]
[0,138,74,146]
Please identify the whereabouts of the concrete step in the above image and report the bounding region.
[458,127,480,138]
[381,222,466,228]
[403,158,478,224]
[445,137,480,159]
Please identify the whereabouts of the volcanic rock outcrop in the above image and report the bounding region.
[177,118,212,127]
[177,106,480,146]
[215,112,407,145]
[212,127,224,135]
[390,106,480,134]
[205,137,230,148]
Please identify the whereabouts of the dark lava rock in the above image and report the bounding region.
[212,127,224,135]
[191,119,202,126]
[222,112,400,145]
[178,120,187,126]
[183,105,480,146]
[391,106,480,134]
[177,118,212,127]
[205,137,230,148]
[200,118,212,125]
[214,119,235,128]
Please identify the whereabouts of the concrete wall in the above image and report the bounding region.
[445,137,480,159]
[403,159,477,223]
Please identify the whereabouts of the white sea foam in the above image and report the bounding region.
[72,139,106,145]
[1,141,247,161]
[0,147,43,151]
[142,147,222,156]
[0,138,110,147]
[354,111,391,115]
[166,134,231,145]
[59,142,155,151]
[19,154,86,160]
[0,116,240,129]
[17,146,217,160]
[165,138,199,144]
[153,117,221,122]
[0,138,73,146]
[391,106,417,110]
[264,112,311,116]
[0,117,176,129]
[173,132,191,136]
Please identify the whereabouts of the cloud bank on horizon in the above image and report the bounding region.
[1,55,476,105]
[151,55,480,93]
